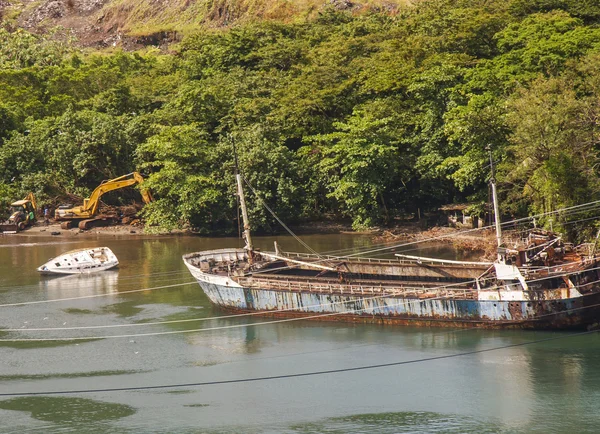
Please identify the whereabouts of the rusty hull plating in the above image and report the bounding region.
[182,237,600,330]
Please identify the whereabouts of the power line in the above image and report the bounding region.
[0,270,190,292]
[242,174,327,260]
[0,279,474,332]
[0,281,197,308]
[4,263,600,340]
[0,328,596,397]
[309,201,600,260]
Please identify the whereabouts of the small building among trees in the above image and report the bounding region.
[439,203,482,228]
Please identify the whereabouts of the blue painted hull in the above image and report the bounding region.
[196,281,600,330]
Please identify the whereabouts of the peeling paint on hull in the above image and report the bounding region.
[196,281,600,330]
[183,248,600,330]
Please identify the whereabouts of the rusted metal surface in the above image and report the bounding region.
[183,246,600,330]
[283,251,490,280]
[195,279,600,330]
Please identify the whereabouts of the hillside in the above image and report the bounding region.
[0,0,408,48]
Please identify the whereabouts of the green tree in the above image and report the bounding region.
[136,124,228,232]
[307,105,403,229]
[503,76,598,226]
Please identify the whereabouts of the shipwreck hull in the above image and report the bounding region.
[194,280,600,330]
[183,248,600,330]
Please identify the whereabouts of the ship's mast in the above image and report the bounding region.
[488,146,502,256]
[237,172,253,252]
[233,143,253,254]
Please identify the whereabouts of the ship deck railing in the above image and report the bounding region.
[236,276,479,300]
[281,251,490,269]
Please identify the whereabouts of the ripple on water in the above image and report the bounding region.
[284,411,514,434]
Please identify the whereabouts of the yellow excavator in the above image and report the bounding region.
[0,193,38,233]
[55,172,153,230]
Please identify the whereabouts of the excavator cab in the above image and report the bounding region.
[9,200,36,229]
[7,205,26,227]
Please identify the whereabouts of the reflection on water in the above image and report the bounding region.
[39,271,120,299]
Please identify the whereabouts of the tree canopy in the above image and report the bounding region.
[1,0,600,236]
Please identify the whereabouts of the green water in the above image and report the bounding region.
[1,233,599,433]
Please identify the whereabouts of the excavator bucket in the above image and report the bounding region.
[0,223,18,234]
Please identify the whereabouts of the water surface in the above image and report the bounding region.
[0,233,599,433]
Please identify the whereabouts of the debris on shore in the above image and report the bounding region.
[375,226,497,260]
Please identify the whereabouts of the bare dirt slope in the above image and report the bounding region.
[1,0,409,49]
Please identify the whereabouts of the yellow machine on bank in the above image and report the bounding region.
[0,193,38,233]
[55,172,153,230]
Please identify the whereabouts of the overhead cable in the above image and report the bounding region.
[0,328,596,397]
[3,263,600,341]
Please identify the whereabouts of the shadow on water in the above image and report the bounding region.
[100,300,145,317]
[0,330,100,349]
[0,396,136,424]
[198,411,512,434]
[62,308,95,315]
[0,339,101,349]
[0,369,148,382]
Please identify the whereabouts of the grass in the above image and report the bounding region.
[97,0,411,38]
[2,0,45,24]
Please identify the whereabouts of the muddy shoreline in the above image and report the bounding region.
[1,222,148,238]
[4,221,496,260]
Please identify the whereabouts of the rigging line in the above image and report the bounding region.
[213,325,477,367]
[12,270,189,293]
[0,285,473,336]
[9,254,595,332]
[502,200,600,224]
[240,174,325,260]
[342,223,522,259]
[4,263,600,340]
[0,329,596,397]
[0,285,493,341]
[2,292,596,341]
[561,215,600,226]
[246,201,600,276]
[250,230,497,276]
[0,270,191,292]
[0,274,193,302]
[312,199,600,261]
[1,278,479,332]
[0,281,197,308]
[309,202,600,260]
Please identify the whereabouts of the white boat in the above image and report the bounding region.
[37,247,119,275]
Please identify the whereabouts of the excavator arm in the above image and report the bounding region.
[56,172,152,220]
[24,192,37,212]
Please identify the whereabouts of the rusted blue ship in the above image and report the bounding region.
[183,168,600,330]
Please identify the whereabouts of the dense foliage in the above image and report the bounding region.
[1,0,600,235]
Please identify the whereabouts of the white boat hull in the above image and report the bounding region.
[37,247,119,275]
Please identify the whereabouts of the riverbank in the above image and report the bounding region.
[375,225,497,260]
[3,222,147,238]
[5,220,496,259]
